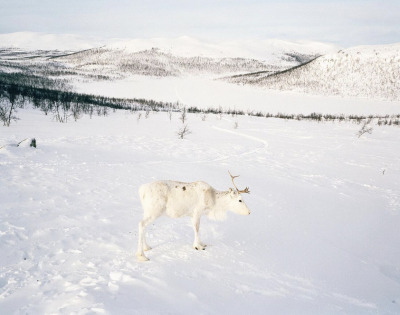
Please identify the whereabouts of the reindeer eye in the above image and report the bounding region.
[239,200,242,203]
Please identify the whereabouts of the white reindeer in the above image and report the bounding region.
[136,171,251,261]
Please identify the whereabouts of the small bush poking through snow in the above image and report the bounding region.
[177,124,191,139]
[357,119,373,138]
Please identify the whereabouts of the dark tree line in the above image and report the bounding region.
[0,72,179,126]
[187,105,400,126]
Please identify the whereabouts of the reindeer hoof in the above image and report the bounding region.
[136,253,149,262]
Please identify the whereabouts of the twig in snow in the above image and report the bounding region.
[17,138,28,146]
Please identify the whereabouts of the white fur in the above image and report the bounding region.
[136,180,250,261]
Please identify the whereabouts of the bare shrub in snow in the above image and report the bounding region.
[0,84,24,126]
[218,106,223,120]
[71,103,82,122]
[89,105,94,119]
[180,107,187,124]
[357,119,373,138]
[52,100,70,123]
[177,124,191,139]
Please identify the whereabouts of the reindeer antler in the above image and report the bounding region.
[228,171,250,194]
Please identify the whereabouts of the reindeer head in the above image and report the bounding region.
[227,171,251,215]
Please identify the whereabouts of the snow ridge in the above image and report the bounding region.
[226,43,400,101]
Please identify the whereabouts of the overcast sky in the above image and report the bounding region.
[0,0,399,47]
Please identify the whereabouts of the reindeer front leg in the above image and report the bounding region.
[192,215,207,250]
[136,217,154,261]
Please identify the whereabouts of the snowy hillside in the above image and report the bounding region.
[226,43,400,101]
[53,37,337,78]
[54,47,274,78]
[1,108,399,314]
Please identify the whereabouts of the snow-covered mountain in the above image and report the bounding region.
[225,43,400,101]
[52,37,338,78]
[105,36,339,60]
[0,33,339,80]
[0,32,338,60]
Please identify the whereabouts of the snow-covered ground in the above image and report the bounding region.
[76,76,400,115]
[1,108,399,314]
